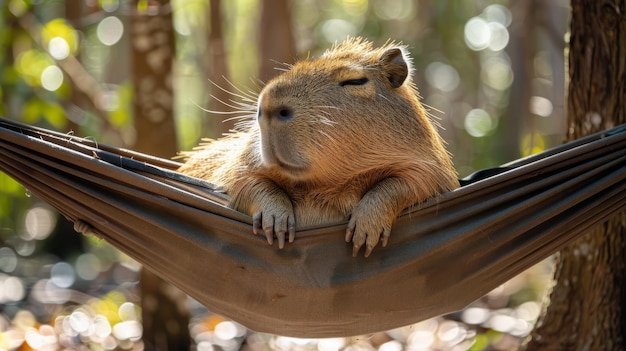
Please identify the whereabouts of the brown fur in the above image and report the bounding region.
[178,38,459,257]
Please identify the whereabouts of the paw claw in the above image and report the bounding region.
[277,231,285,249]
[345,229,353,243]
[252,204,295,248]
[264,228,274,245]
[346,207,394,257]
[252,212,263,235]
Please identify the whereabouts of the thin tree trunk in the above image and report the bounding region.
[258,0,296,82]
[504,1,533,161]
[130,1,191,350]
[523,1,626,350]
[204,0,234,139]
[131,1,178,155]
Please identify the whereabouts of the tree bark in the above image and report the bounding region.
[131,1,178,155]
[130,1,191,350]
[504,1,533,161]
[524,1,626,350]
[204,0,234,139]
[258,0,296,82]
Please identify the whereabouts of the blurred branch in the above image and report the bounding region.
[16,11,121,135]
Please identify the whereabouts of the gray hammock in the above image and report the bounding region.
[0,116,624,338]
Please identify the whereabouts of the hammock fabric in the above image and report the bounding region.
[0,116,625,338]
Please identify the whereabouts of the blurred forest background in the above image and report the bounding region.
[0,0,570,350]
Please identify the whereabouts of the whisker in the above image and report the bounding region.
[421,102,443,115]
[207,92,256,112]
[209,77,259,102]
[319,130,335,143]
[223,114,256,123]
[187,97,234,116]
[377,93,391,103]
[271,60,294,73]
[312,105,342,111]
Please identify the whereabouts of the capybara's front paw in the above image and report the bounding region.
[345,205,393,257]
[252,199,295,249]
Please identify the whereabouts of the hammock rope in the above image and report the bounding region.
[0,116,625,337]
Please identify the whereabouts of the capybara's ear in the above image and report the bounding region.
[379,47,409,88]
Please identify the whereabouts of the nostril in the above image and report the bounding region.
[278,108,293,120]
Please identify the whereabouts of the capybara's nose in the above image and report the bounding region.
[258,106,294,121]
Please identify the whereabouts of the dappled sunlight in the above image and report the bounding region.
[0,0,571,349]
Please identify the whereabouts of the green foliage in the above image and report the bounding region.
[108,82,133,127]
[0,1,567,349]
[0,173,26,220]
[41,18,79,54]
[7,0,31,17]
[22,98,66,128]
[14,49,52,87]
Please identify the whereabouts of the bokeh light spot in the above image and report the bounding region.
[118,302,138,321]
[341,0,368,17]
[373,0,413,20]
[465,11,510,52]
[13,239,36,257]
[13,310,37,329]
[461,307,490,325]
[488,313,517,333]
[23,206,57,240]
[437,320,465,344]
[214,321,238,340]
[16,50,52,87]
[481,56,514,91]
[317,337,346,351]
[0,275,25,302]
[379,340,403,351]
[41,65,64,92]
[487,22,509,51]
[517,301,541,322]
[93,315,113,338]
[425,62,460,92]
[321,19,357,43]
[0,247,18,273]
[464,109,496,137]
[464,17,491,51]
[484,4,512,27]
[69,310,92,333]
[97,16,124,46]
[76,253,102,280]
[50,262,75,288]
[101,0,120,12]
[112,320,142,341]
[197,341,215,351]
[529,96,553,117]
[48,37,70,60]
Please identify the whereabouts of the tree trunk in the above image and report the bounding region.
[258,0,296,82]
[204,0,234,139]
[504,1,533,161]
[523,1,626,350]
[130,1,191,350]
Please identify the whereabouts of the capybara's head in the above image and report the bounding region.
[256,38,445,184]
